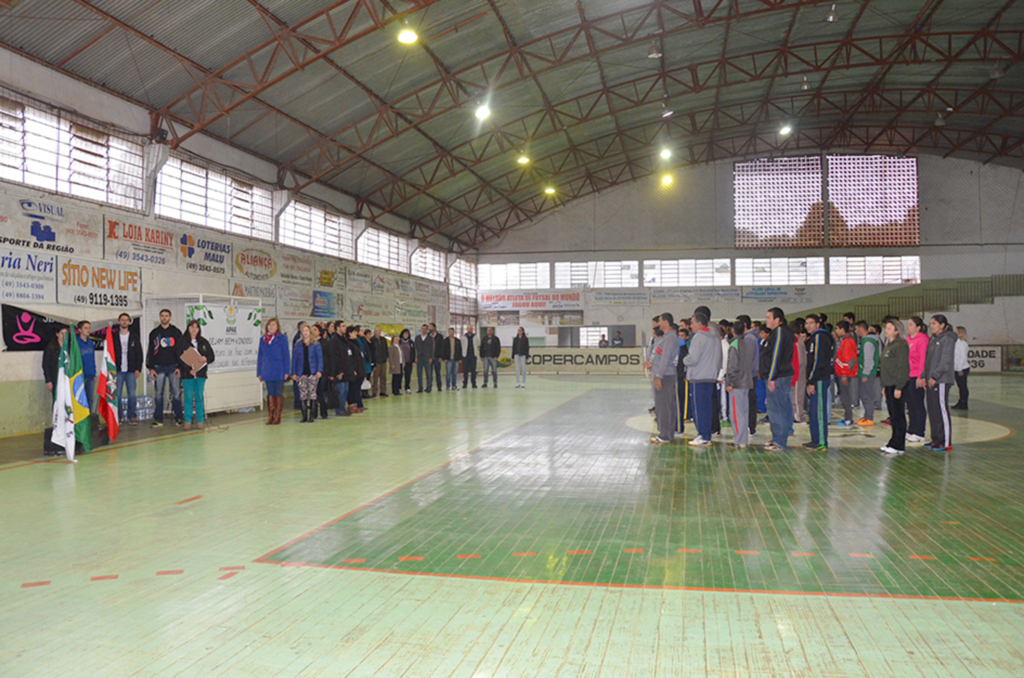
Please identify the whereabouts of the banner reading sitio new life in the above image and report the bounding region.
[478,291,583,311]
[57,257,142,310]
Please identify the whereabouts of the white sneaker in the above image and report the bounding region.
[881,446,904,455]
[906,434,925,443]
[689,436,711,447]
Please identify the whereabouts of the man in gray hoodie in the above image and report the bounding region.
[645,313,679,444]
[683,312,722,447]
[725,320,756,448]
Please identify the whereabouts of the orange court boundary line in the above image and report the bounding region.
[257,559,1024,605]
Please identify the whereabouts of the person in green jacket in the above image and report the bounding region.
[855,321,881,425]
[879,319,911,455]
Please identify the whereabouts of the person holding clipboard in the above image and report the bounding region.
[178,320,215,430]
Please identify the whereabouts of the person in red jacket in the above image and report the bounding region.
[834,321,859,426]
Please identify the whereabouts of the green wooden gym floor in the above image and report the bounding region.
[2,374,1023,676]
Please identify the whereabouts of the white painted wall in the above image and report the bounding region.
[478,156,1024,346]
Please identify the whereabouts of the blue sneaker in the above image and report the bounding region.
[837,419,855,427]
[923,443,939,451]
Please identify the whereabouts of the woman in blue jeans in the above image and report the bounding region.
[257,317,290,425]
[177,320,215,430]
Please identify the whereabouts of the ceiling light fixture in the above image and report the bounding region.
[544,186,556,195]
[935,112,946,128]
[661,173,673,186]
[475,104,491,121]
[517,153,530,164]
[648,40,663,60]
[397,21,417,44]
[659,148,672,160]
[801,76,810,91]
[779,124,793,136]
[825,3,837,22]
[661,101,673,119]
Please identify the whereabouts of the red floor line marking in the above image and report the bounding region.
[624,548,645,554]
[909,555,936,561]
[568,550,592,555]
[262,561,1024,604]
[90,575,118,581]
[850,553,874,558]
[969,557,997,562]
[398,556,424,562]
[156,570,183,576]
[456,554,481,560]
[174,495,202,505]
[253,391,597,564]
[513,552,536,557]
[217,572,238,581]
[791,552,816,557]
[735,550,759,555]
[219,566,245,571]
[341,558,366,564]
[20,581,50,588]
[678,548,702,554]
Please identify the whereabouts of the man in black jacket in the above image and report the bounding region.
[429,323,444,393]
[803,314,834,451]
[480,327,501,388]
[759,307,795,451]
[439,328,463,391]
[330,323,351,416]
[43,327,68,403]
[413,324,434,393]
[112,313,144,425]
[146,309,183,427]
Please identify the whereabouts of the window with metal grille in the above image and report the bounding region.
[478,263,550,290]
[734,257,825,286]
[735,156,824,248]
[449,287,477,315]
[643,259,731,287]
[0,95,144,210]
[450,314,478,337]
[449,259,478,290]
[579,327,609,348]
[356,226,410,273]
[827,155,919,247]
[554,261,639,288]
[828,256,920,285]
[279,200,354,259]
[155,155,273,239]
[411,246,446,282]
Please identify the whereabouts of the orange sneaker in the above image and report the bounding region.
[855,418,874,426]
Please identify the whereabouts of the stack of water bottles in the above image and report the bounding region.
[122,395,155,421]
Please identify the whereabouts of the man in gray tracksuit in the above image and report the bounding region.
[682,312,722,446]
[725,320,756,448]
[646,313,679,444]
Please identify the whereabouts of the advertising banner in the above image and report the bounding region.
[277,285,312,318]
[185,303,262,373]
[0,249,57,304]
[525,348,643,375]
[312,290,343,319]
[740,286,816,306]
[348,267,372,294]
[478,291,583,311]
[104,215,176,269]
[591,289,650,306]
[177,231,232,278]
[57,257,141,310]
[229,279,276,317]
[968,346,1002,373]
[649,287,742,304]
[279,251,315,287]
[315,257,346,290]
[0,193,103,258]
[233,246,279,283]
[348,293,395,324]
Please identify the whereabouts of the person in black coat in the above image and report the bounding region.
[480,327,502,388]
[511,327,530,388]
[329,324,351,416]
[315,324,334,418]
[177,320,215,430]
[344,325,367,413]
[111,313,144,424]
[43,327,69,403]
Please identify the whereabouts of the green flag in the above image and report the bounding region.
[67,329,92,454]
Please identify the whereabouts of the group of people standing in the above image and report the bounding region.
[256,319,534,425]
[646,306,969,456]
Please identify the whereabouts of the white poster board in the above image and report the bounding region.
[968,346,1002,373]
[185,302,263,373]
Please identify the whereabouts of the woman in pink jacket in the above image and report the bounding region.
[905,316,929,442]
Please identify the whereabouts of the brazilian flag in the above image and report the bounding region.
[52,327,91,459]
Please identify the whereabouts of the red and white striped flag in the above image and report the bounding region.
[96,326,119,442]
